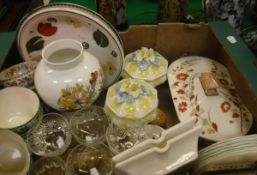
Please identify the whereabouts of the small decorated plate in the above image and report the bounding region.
[167,56,253,142]
[104,78,158,126]
[122,47,168,87]
[16,3,124,87]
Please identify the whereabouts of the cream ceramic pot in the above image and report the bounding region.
[34,39,104,111]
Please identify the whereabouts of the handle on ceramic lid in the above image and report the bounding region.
[199,72,219,96]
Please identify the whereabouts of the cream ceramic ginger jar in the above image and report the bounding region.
[34,39,104,111]
[104,78,158,125]
[122,47,168,87]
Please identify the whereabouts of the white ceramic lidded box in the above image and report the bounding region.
[167,56,253,142]
[122,47,168,87]
[104,78,158,126]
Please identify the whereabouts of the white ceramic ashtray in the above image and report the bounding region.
[104,78,158,126]
[113,117,201,175]
[122,47,168,87]
[167,56,253,142]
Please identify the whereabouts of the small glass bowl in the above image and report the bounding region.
[66,144,113,175]
[29,156,66,175]
[27,113,72,157]
[70,106,109,145]
[105,123,149,155]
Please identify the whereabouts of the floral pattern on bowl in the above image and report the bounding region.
[0,61,38,88]
[167,56,253,142]
[17,3,124,88]
[122,47,168,87]
[104,78,158,126]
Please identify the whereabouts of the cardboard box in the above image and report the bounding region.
[118,22,257,174]
[119,22,257,128]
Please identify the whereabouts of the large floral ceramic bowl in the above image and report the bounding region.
[167,56,253,142]
[122,47,168,87]
[104,78,158,126]
[0,61,38,89]
[17,3,124,87]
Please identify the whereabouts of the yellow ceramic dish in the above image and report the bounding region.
[104,78,158,126]
[122,47,168,87]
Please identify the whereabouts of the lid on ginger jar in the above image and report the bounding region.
[104,78,158,126]
[167,56,253,142]
[122,47,168,87]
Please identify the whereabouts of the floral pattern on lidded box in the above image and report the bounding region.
[167,56,253,142]
[104,78,158,126]
[122,47,168,87]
